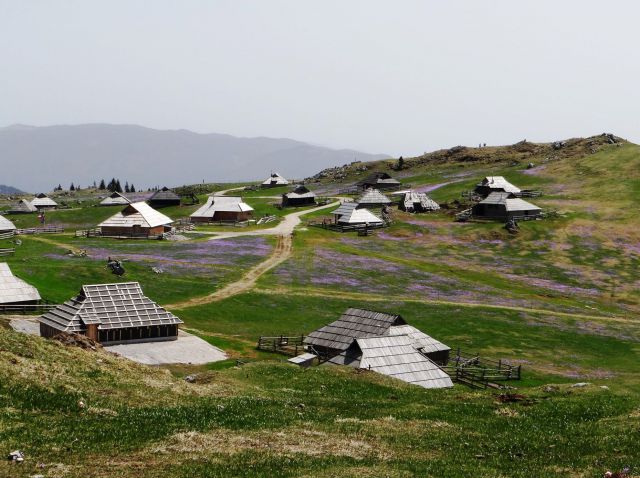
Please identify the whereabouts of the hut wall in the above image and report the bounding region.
[283,197,315,208]
[100,225,167,237]
[425,349,450,366]
[39,323,61,339]
[98,324,179,345]
[472,204,506,219]
[149,199,180,208]
[213,211,252,222]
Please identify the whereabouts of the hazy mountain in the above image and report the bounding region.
[0,124,390,192]
[0,184,25,195]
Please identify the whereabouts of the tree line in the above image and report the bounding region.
[53,178,137,193]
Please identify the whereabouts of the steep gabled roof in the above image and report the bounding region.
[476,176,521,194]
[0,215,16,232]
[38,282,182,333]
[337,208,383,225]
[478,192,540,212]
[0,263,41,304]
[149,187,181,202]
[30,194,58,208]
[100,191,131,206]
[357,172,401,187]
[191,196,254,218]
[9,199,38,213]
[99,202,173,229]
[357,188,392,206]
[332,202,357,218]
[305,308,405,352]
[262,172,289,186]
[386,324,450,354]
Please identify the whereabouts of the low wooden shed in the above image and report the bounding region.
[38,282,182,344]
[474,176,521,198]
[30,193,58,210]
[8,199,37,214]
[261,172,289,188]
[100,191,131,207]
[472,192,541,221]
[356,172,401,191]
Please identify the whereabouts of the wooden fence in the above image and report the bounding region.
[0,231,15,240]
[442,349,521,389]
[257,335,306,356]
[307,220,386,233]
[0,302,59,315]
[15,225,64,235]
[0,248,15,257]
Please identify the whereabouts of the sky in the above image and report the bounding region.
[1,0,639,157]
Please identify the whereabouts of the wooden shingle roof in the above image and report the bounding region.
[284,185,315,199]
[402,191,440,211]
[100,191,131,206]
[337,208,383,225]
[30,194,58,208]
[99,202,173,229]
[262,173,289,186]
[149,187,181,201]
[305,308,405,352]
[9,199,37,213]
[0,215,16,232]
[38,282,182,333]
[191,196,254,218]
[357,188,392,206]
[476,176,521,194]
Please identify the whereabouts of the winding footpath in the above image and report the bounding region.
[166,200,339,309]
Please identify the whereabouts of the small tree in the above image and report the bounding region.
[397,156,404,170]
[70,183,75,191]
[99,179,106,190]
[124,181,130,193]
[130,184,136,193]
[115,179,122,193]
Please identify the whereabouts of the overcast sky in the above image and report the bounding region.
[1,0,638,157]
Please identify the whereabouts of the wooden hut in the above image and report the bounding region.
[190,196,254,223]
[261,172,289,188]
[356,172,401,191]
[98,202,173,238]
[0,263,41,306]
[398,190,440,213]
[0,215,16,235]
[8,199,37,214]
[148,187,181,208]
[30,193,58,210]
[356,188,392,209]
[472,192,541,221]
[474,176,521,198]
[336,207,383,227]
[38,282,182,344]
[100,191,131,207]
[327,335,453,389]
[282,185,316,208]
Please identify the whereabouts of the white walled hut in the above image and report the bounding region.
[100,191,131,207]
[190,196,254,223]
[472,192,541,221]
[38,282,182,344]
[0,215,17,235]
[98,202,173,238]
[30,193,58,210]
[261,172,289,188]
[399,191,440,213]
[0,263,41,306]
[474,176,521,198]
[8,199,37,214]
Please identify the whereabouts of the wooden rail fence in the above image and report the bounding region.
[257,335,306,356]
[15,225,64,235]
[442,349,521,389]
[0,248,15,256]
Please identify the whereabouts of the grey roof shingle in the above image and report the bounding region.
[305,308,405,352]
[0,215,16,232]
[38,282,182,333]
[9,199,37,213]
[149,187,181,202]
[357,188,392,206]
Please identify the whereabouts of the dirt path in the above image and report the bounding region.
[26,235,83,253]
[255,287,636,325]
[166,201,339,309]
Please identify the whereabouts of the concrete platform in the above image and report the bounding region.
[104,331,227,365]
[7,318,227,365]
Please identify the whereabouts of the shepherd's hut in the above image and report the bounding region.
[335,206,383,227]
[190,196,254,223]
[282,185,316,208]
[38,282,182,344]
[261,172,289,188]
[98,202,173,238]
[0,263,41,306]
[474,176,521,198]
[100,191,131,207]
[399,191,440,213]
[30,193,58,210]
[356,188,392,209]
[8,199,37,214]
[0,215,16,235]
[148,187,181,208]
[472,192,541,221]
[356,172,401,191]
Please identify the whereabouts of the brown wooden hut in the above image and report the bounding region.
[148,187,181,207]
[98,202,173,238]
[472,192,541,221]
[282,185,316,208]
[190,196,254,222]
[38,282,182,344]
[356,172,401,191]
[474,176,521,198]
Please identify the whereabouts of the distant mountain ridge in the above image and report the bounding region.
[0,124,390,192]
[0,184,25,195]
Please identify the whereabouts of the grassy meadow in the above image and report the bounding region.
[1,135,640,477]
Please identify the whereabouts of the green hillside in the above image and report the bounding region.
[2,134,640,477]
